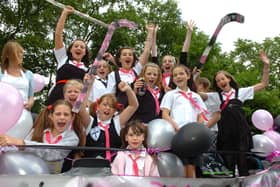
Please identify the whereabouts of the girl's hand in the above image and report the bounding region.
[63,5,75,15]
[118,81,131,92]
[186,20,196,32]
[133,78,145,90]
[146,23,157,33]
[0,135,22,146]
[260,50,270,66]
[103,52,116,66]
[24,99,34,110]
[83,73,95,84]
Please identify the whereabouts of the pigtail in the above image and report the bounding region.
[31,107,51,142]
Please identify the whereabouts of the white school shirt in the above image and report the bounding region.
[124,148,146,176]
[1,70,29,102]
[160,87,207,129]
[203,99,220,131]
[24,128,79,161]
[107,62,142,94]
[88,75,110,102]
[206,87,254,108]
[54,47,87,71]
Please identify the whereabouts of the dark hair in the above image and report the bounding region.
[66,39,90,67]
[213,70,239,92]
[120,120,147,148]
[169,64,197,91]
[115,47,138,67]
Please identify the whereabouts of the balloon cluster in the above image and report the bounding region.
[146,119,212,177]
[251,109,280,159]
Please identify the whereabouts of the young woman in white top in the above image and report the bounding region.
[0,40,34,138]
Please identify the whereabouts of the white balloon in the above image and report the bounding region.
[6,109,33,139]
[147,119,176,149]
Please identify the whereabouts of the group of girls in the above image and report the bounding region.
[0,5,271,178]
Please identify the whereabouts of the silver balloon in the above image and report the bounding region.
[252,134,277,157]
[147,119,176,149]
[6,109,33,139]
[156,152,185,177]
[0,152,50,175]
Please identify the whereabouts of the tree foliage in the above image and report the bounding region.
[0,0,279,121]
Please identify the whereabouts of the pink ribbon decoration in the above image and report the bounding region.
[267,150,280,162]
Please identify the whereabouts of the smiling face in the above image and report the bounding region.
[119,48,134,70]
[125,127,145,150]
[96,60,110,80]
[161,55,176,73]
[49,104,73,136]
[172,66,190,90]
[215,72,232,92]
[69,40,87,62]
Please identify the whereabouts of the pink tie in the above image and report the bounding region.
[45,130,62,144]
[98,122,111,161]
[220,91,233,111]
[179,91,208,121]
[147,87,160,115]
[162,72,170,87]
[128,154,140,176]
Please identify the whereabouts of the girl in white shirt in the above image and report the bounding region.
[199,50,270,177]
[160,64,207,178]
[0,100,86,174]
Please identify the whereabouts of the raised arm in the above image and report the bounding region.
[55,6,74,50]
[151,25,159,64]
[118,82,139,127]
[253,50,270,92]
[180,20,195,66]
[139,24,156,67]
[182,20,195,53]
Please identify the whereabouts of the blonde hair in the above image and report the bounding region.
[1,40,24,73]
[139,63,163,89]
[63,79,83,94]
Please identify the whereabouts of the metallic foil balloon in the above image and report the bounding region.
[0,152,50,175]
[156,152,185,177]
[171,122,212,158]
[6,109,33,139]
[147,119,176,149]
[252,134,277,157]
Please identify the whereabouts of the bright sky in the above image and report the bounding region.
[177,0,280,52]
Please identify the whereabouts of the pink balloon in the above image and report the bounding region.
[263,130,280,150]
[33,73,45,93]
[0,82,24,133]
[251,109,273,131]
